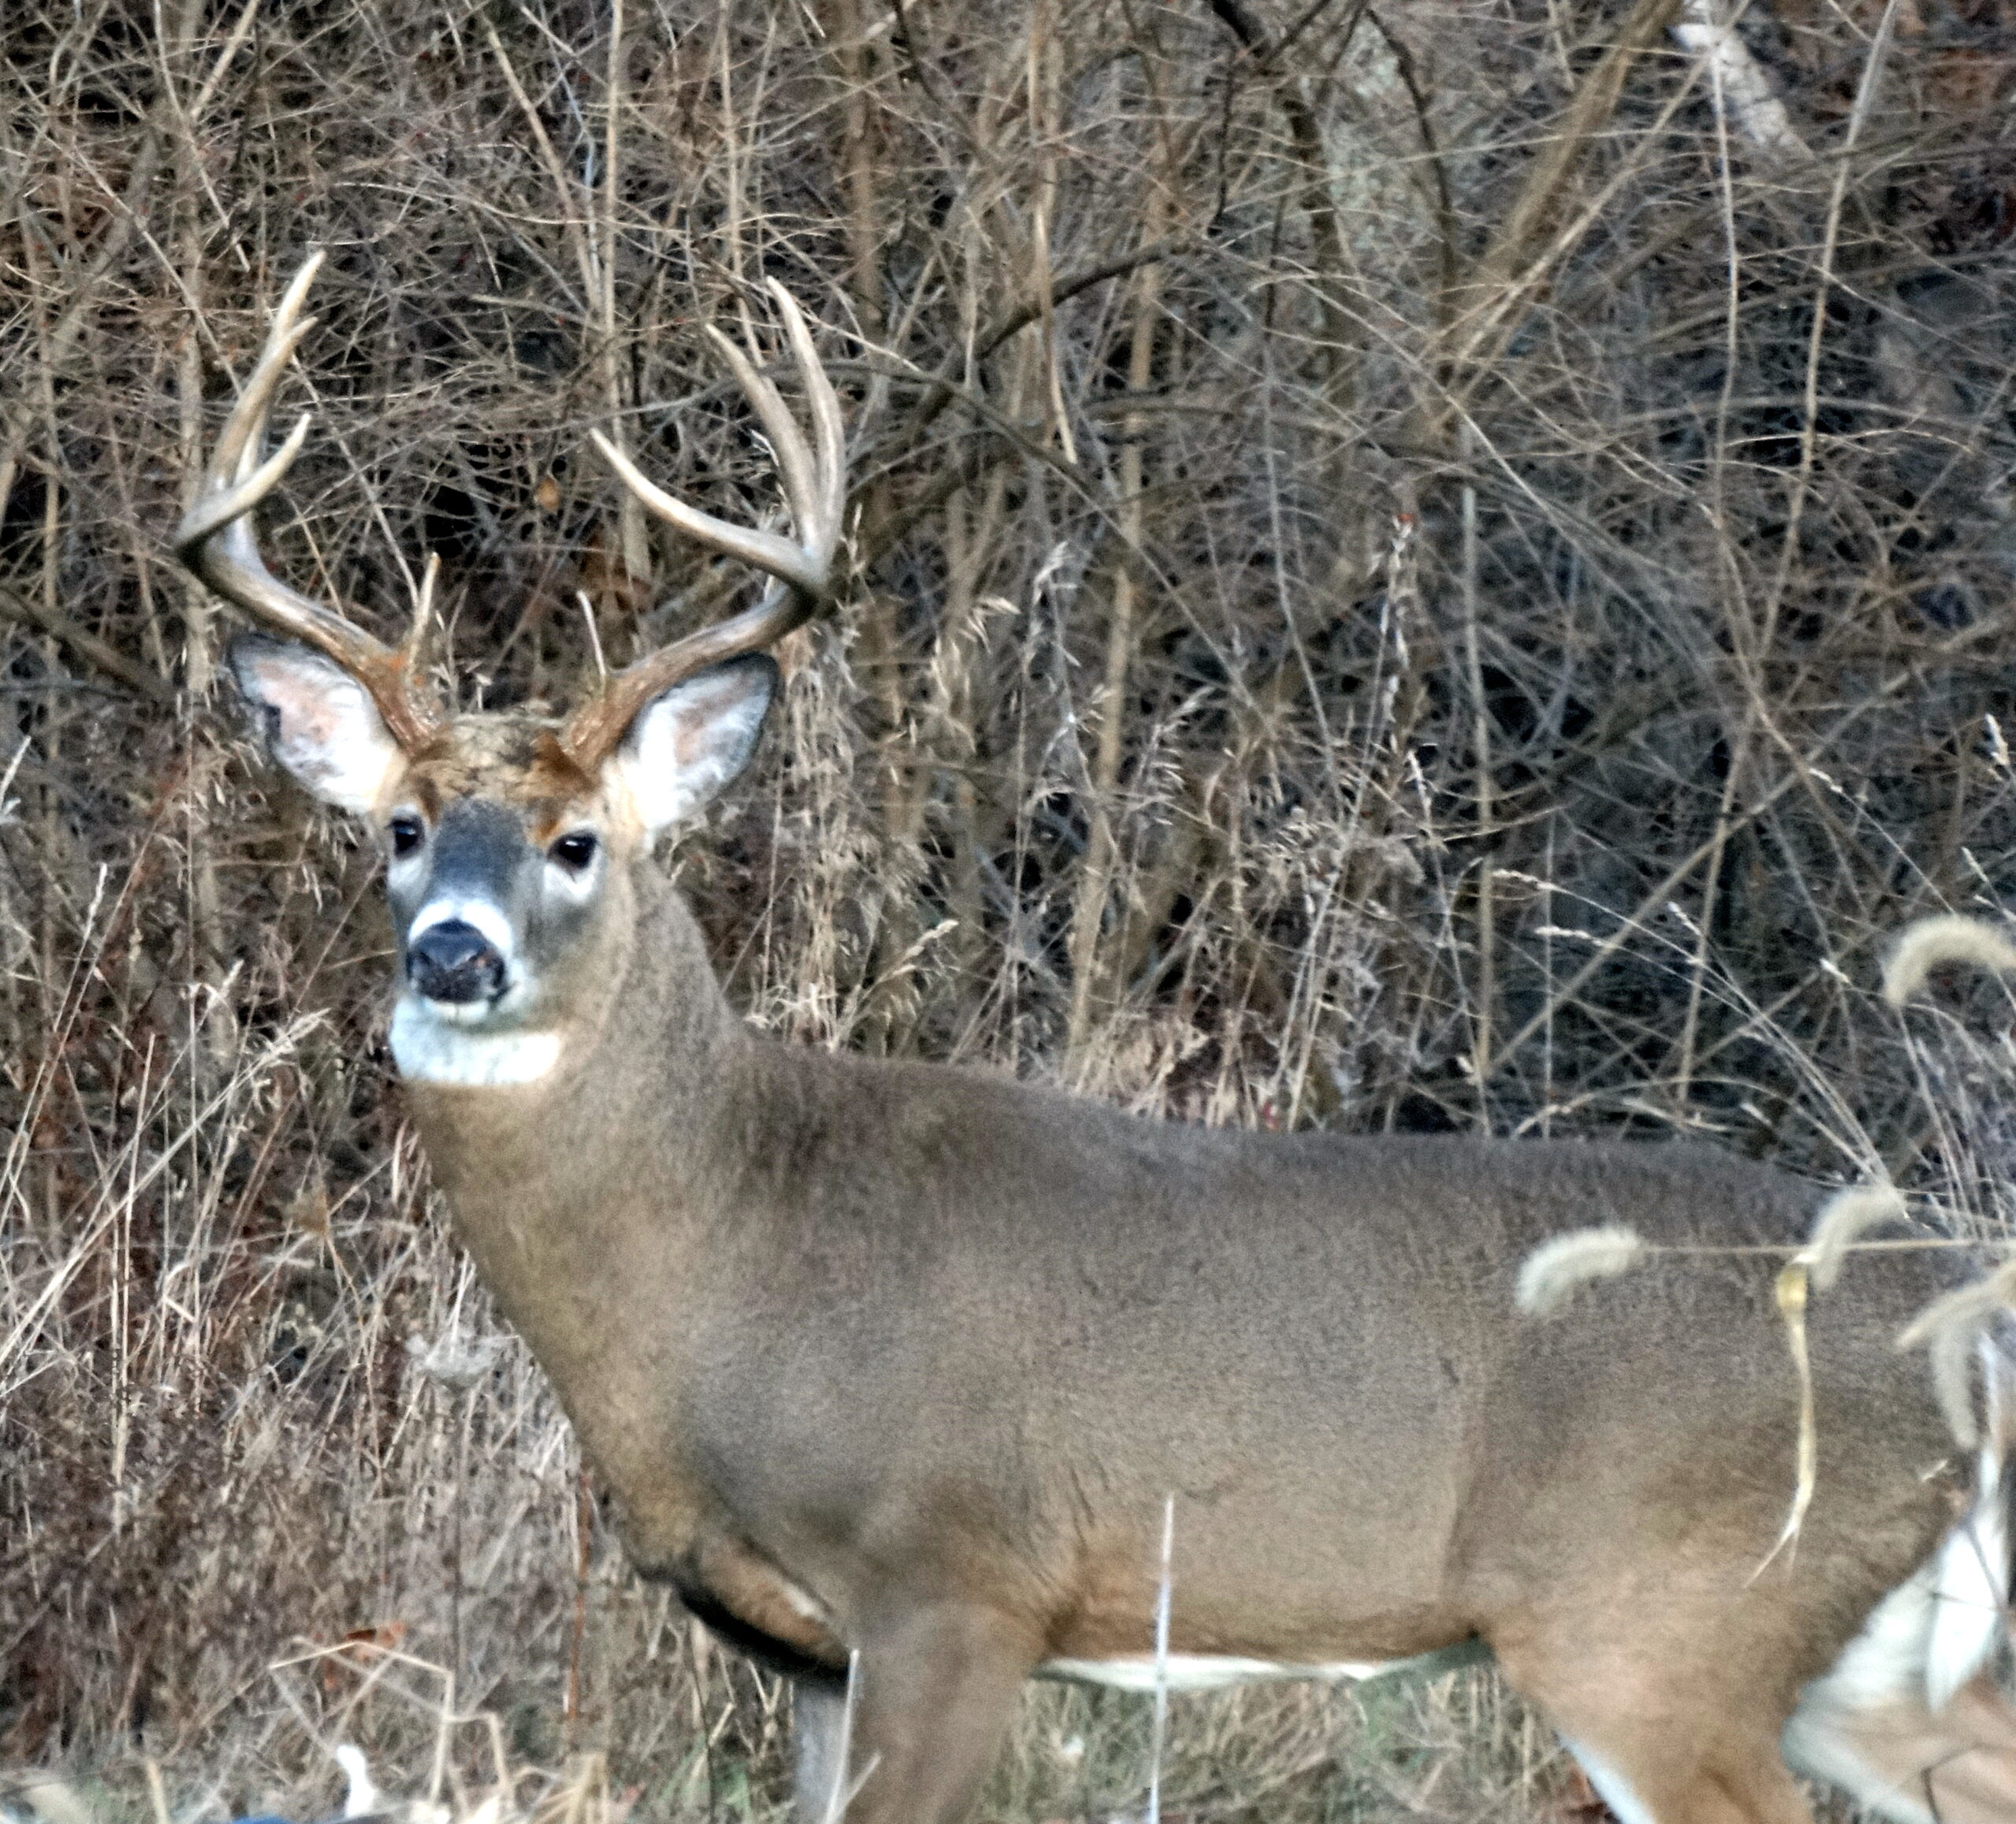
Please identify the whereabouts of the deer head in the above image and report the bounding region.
[176,254,844,1086]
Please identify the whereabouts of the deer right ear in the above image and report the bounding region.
[611,654,777,839]
[228,636,406,814]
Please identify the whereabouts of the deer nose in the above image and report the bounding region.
[406,920,507,1004]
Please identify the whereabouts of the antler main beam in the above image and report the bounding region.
[173,252,443,751]
[562,280,846,769]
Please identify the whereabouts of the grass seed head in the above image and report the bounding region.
[1799,1184,1908,1291]
[1515,1226,1650,1318]
[1882,915,2016,1008]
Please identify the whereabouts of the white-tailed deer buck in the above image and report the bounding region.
[178,255,2016,1824]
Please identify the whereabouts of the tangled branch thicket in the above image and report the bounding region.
[2,0,2013,1816]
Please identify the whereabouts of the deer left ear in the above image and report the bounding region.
[611,654,777,838]
[229,635,406,814]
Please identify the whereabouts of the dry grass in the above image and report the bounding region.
[1,0,2013,1818]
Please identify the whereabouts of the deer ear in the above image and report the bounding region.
[228,636,406,814]
[612,654,776,838]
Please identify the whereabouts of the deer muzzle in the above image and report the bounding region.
[406,919,509,1006]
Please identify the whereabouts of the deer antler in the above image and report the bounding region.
[562,280,845,769]
[173,252,443,751]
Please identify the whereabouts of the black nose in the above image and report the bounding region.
[406,920,507,1004]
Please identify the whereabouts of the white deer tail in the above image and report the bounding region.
[1924,1340,2016,1711]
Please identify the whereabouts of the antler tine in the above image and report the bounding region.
[173,253,442,751]
[765,279,846,569]
[704,327,820,547]
[585,432,828,600]
[566,286,846,769]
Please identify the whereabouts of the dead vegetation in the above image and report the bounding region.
[2,0,2013,1817]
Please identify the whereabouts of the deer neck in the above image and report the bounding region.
[398,864,750,1496]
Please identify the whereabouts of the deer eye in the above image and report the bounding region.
[550,832,598,871]
[387,814,424,858]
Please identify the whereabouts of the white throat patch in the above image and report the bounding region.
[391,996,561,1087]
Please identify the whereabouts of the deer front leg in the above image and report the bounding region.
[795,1602,1039,1824]
[791,1676,847,1824]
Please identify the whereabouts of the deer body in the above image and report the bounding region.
[180,259,2016,1824]
[410,856,1956,1696]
